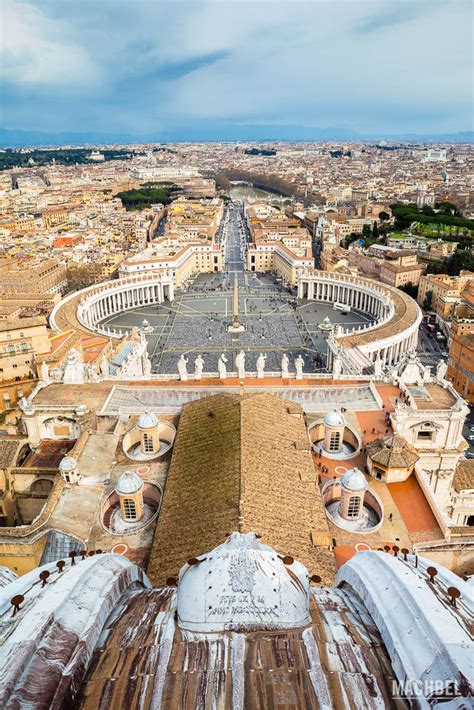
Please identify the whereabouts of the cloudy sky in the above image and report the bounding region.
[1,0,472,140]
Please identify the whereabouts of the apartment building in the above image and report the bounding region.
[446,333,474,403]
[119,242,222,286]
[0,317,51,382]
[0,258,67,296]
[417,271,474,320]
[348,246,426,288]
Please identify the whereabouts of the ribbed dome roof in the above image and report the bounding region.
[137,411,159,429]
[115,471,143,495]
[323,409,346,428]
[341,467,368,492]
[59,456,77,472]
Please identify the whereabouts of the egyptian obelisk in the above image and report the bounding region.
[228,273,245,333]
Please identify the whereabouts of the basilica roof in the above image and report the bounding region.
[147,393,336,587]
[0,538,472,710]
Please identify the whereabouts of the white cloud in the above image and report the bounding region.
[1,1,99,87]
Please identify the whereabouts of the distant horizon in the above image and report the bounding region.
[1,125,473,149]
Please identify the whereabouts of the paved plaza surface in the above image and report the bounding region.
[99,205,374,375]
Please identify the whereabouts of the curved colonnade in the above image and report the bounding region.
[50,272,175,339]
[297,270,422,372]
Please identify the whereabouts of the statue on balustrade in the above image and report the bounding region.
[194,354,204,380]
[295,354,304,379]
[436,359,447,383]
[281,353,290,378]
[177,354,189,381]
[236,350,246,379]
[218,353,228,379]
[256,353,267,379]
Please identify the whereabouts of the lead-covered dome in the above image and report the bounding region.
[323,409,346,428]
[137,411,159,429]
[59,456,77,472]
[341,467,368,492]
[177,531,311,632]
[115,471,143,495]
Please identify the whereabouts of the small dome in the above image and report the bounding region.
[177,532,310,632]
[137,411,159,429]
[115,471,143,495]
[323,409,346,428]
[341,467,368,492]
[59,456,77,472]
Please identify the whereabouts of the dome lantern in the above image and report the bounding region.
[322,409,346,454]
[115,471,144,522]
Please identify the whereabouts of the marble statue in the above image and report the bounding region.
[194,354,204,380]
[218,353,228,379]
[99,353,110,377]
[18,396,33,414]
[177,354,189,381]
[436,359,448,382]
[236,350,246,379]
[84,363,98,382]
[332,353,343,378]
[423,365,432,383]
[63,348,85,385]
[41,362,50,383]
[281,353,289,378]
[256,353,267,379]
[295,354,304,380]
[143,355,152,377]
[50,367,63,383]
[374,353,383,378]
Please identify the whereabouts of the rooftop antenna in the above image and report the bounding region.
[426,566,438,584]
[310,574,321,584]
[69,551,77,565]
[56,560,66,573]
[401,548,409,561]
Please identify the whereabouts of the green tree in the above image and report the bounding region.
[379,211,390,221]
[423,290,433,310]
[372,222,379,239]
[400,283,418,299]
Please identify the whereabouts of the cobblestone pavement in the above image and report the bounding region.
[99,205,374,375]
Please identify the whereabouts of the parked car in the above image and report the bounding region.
[441,351,448,357]
[465,452,474,458]
[467,435,474,441]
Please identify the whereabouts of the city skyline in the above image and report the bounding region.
[1,0,473,143]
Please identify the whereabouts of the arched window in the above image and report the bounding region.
[143,432,154,453]
[21,341,28,351]
[347,496,361,518]
[329,431,341,451]
[123,498,137,520]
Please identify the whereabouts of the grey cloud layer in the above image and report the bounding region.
[1,0,472,136]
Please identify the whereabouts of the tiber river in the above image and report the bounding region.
[229,182,282,201]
